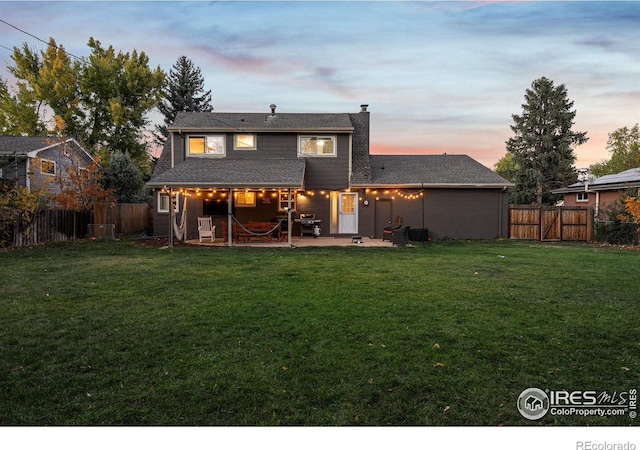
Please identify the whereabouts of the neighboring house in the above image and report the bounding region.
[147,104,513,242]
[0,136,97,198]
[552,168,640,217]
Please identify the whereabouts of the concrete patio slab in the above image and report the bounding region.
[185,236,392,248]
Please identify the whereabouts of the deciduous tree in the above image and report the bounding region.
[494,152,519,183]
[590,124,640,177]
[0,179,42,247]
[80,38,165,175]
[0,72,48,135]
[4,38,165,177]
[37,139,115,211]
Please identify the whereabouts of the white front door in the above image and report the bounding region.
[338,192,358,234]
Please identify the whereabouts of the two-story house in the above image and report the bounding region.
[0,136,97,199]
[147,104,513,244]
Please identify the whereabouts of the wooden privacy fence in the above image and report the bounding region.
[10,203,149,248]
[93,203,151,235]
[13,209,91,247]
[509,206,593,241]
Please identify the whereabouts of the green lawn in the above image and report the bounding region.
[1,239,638,425]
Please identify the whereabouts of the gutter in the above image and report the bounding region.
[553,182,640,194]
[350,183,515,189]
[167,127,354,133]
[146,181,305,189]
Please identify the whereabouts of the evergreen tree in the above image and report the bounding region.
[506,77,588,205]
[155,56,213,146]
[104,151,148,203]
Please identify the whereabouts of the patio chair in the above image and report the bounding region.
[198,217,215,243]
[382,216,402,241]
[392,226,411,246]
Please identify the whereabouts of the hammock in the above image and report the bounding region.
[230,214,287,237]
[173,194,188,240]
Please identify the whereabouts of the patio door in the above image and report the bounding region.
[338,192,358,234]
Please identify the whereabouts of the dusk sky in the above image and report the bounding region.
[1,1,639,169]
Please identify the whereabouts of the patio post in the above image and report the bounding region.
[227,188,233,247]
[167,186,173,248]
[287,188,292,247]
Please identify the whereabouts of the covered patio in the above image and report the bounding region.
[148,158,309,247]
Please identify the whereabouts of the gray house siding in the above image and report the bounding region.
[302,134,350,191]
[0,138,95,197]
[360,188,509,240]
[353,188,509,240]
[171,132,351,192]
[1,159,27,185]
[422,188,509,239]
[28,146,91,197]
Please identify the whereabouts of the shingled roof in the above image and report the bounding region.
[360,154,513,188]
[553,167,640,193]
[150,108,511,190]
[147,158,306,189]
[0,136,67,155]
[169,111,354,132]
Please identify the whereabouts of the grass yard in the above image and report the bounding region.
[0,239,638,426]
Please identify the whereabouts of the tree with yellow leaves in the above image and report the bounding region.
[624,196,640,225]
[3,37,165,177]
[0,179,42,247]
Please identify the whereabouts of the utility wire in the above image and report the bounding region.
[0,18,83,60]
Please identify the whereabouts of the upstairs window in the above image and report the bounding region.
[298,136,336,157]
[188,135,225,156]
[234,134,256,150]
[41,159,56,175]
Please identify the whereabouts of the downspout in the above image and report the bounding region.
[421,182,425,230]
[168,187,174,247]
[348,134,353,189]
[25,158,31,191]
[500,186,507,238]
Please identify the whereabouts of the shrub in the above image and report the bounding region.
[0,180,42,247]
[594,191,639,245]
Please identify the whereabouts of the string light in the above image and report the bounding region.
[162,188,425,201]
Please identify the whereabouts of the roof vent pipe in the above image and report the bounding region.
[270,104,277,115]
